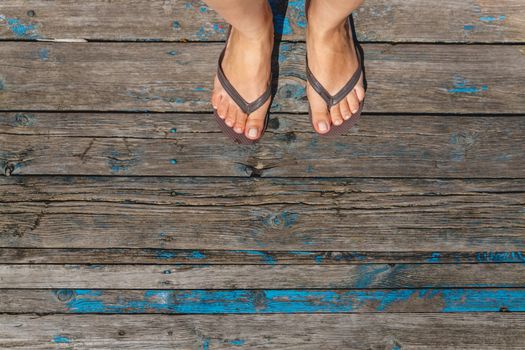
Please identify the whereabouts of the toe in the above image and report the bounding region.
[224,103,236,128]
[234,108,247,134]
[355,74,366,102]
[311,108,331,134]
[330,104,344,126]
[339,98,352,121]
[211,87,221,110]
[307,83,331,134]
[347,90,360,115]
[244,99,271,140]
[216,95,228,120]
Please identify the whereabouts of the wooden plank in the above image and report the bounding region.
[2,314,525,349]
[0,43,524,113]
[0,0,523,43]
[1,115,524,177]
[1,264,525,289]
[2,248,525,264]
[2,205,523,251]
[1,289,525,313]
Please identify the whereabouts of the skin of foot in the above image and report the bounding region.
[211,6,274,140]
[306,4,366,134]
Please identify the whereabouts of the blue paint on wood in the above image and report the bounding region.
[426,252,442,263]
[169,128,177,133]
[190,251,206,259]
[463,25,475,30]
[233,250,276,265]
[52,336,71,343]
[229,339,246,346]
[172,21,181,30]
[448,75,488,94]
[0,15,39,38]
[155,250,177,259]
[479,15,506,22]
[170,159,177,164]
[167,50,177,56]
[202,338,210,350]
[0,79,4,91]
[213,23,226,33]
[476,251,525,263]
[38,48,49,61]
[61,289,525,314]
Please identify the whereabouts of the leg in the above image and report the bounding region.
[306,0,366,134]
[204,0,274,139]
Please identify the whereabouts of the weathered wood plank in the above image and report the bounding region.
[1,289,525,313]
[0,0,523,43]
[2,248,525,264]
[1,264,525,289]
[2,203,523,251]
[3,314,525,349]
[0,43,524,113]
[1,115,524,177]
[1,177,523,251]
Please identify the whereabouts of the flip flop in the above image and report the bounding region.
[305,0,366,137]
[213,24,273,145]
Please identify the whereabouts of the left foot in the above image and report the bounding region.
[306,5,365,134]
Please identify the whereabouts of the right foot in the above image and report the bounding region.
[211,6,274,140]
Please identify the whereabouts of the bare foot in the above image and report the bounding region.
[211,6,274,140]
[306,7,365,134]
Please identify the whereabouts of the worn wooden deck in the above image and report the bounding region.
[1,0,525,348]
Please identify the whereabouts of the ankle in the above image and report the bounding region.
[232,6,274,42]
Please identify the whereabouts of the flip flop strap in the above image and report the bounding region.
[305,18,363,108]
[216,25,272,115]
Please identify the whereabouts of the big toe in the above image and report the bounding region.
[307,84,331,134]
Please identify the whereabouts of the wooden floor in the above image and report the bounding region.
[1,0,525,348]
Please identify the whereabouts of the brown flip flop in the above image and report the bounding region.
[213,25,273,145]
[305,0,366,137]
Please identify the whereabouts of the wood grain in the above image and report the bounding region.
[2,314,525,349]
[0,43,524,113]
[1,248,524,264]
[1,264,525,289]
[1,115,524,177]
[0,0,523,43]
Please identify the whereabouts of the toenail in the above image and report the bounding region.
[248,128,258,138]
[351,108,358,114]
[234,127,243,133]
[226,119,234,127]
[334,119,342,126]
[343,114,351,120]
[318,121,328,132]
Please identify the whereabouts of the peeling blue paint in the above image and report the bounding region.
[190,251,206,259]
[52,336,71,344]
[202,338,210,350]
[228,339,246,346]
[448,75,488,94]
[233,250,276,265]
[463,25,475,30]
[479,15,506,22]
[427,252,442,263]
[62,289,525,314]
[167,50,177,56]
[155,250,177,259]
[476,251,525,263]
[170,159,177,164]
[0,15,39,38]
[172,21,181,30]
[169,127,177,133]
[193,87,207,92]
[213,23,225,33]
